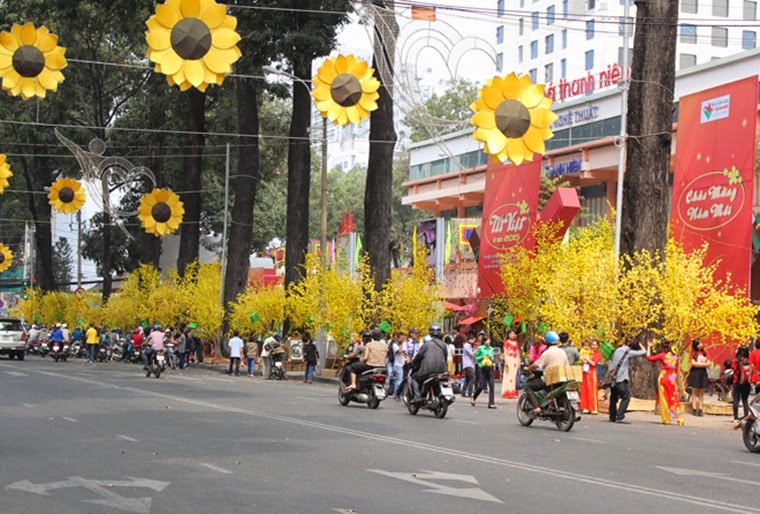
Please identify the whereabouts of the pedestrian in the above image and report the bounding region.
[687,338,710,417]
[195,334,204,363]
[608,340,646,424]
[176,325,188,370]
[749,338,760,394]
[646,340,684,426]
[445,335,455,377]
[501,329,520,399]
[227,332,244,376]
[388,332,405,398]
[732,346,752,426]
[261,333,280,379]
[579,340,602,414]
[471,335,496,409]
[303,333,319,384]
[85,323,99,363]
[245,335,259,378]
[461,331,476,398]
[529,337,547,363]
[559,332,580,365]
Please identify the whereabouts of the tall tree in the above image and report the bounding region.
[621,1,678,257]
[405,78,478,142]
[364,0,399,291]
[52,237,74,289]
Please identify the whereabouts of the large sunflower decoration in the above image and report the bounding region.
[0,243,13,273]
[48,177,86,215]
[137,188,184,237]
[146,0,242,92]
[312,54,380,126]
[470,72,557,166]
[0,154,12,194]
[0,23,67,100]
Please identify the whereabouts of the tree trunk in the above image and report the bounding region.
[621,0,679,255]
[364,0,398,291]
[283,62,313,290]
[141,88,167,269]
[178,89,206,275]
[20,153,54,291]
[223,63,261,330]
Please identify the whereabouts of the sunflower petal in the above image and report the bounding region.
[335,54,348,74]
[44,52,67,71]
[156,4,180,28]
[160,51,183,75]
[358,95,377,112]
[211,28,240,50]
[317,63,337,84]
[201,3,227,28]
[37,34,58,53]
[502,73,521,100]
[486,129,507,154]
[506,137,526,165]
[20,23,37,46]
[180,0,201,18]
[471,110,496,130]
[0,32,19,52]
[0,53,11,69]
[482,85,503,111]
[523,127,546,155]
[20,77,36,99]
[346,105,361,125]
[147,28,171,51]
[203,49,231,74]
[530,107,558,129]
[184,60,205,86]
[312,84,331,102]
[37,68,58,91]
[520,84,545,109]
[351,59,368,77]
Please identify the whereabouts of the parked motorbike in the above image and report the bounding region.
[270,351,286,380]
[337,363,387,409]
[145,348,166,378]
[516,369,580,432]
[737,393,760,453]
[402,371,456,419]
[70,341,84,359]
[38,340,49,358]
[110,343,123,362]
[95,343,110,362]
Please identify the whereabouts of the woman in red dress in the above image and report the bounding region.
[501,329,520,399]
[646,340,684,426]
[579,340,602,414]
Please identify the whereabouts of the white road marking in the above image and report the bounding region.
[369,469,501,503]
[5,371,29,377]
[656,466,758,486]
[198,463,232,475]
[117,435,139,442]
[568,436,605,444]
[731,460,760,468]
[203,377,233,383]
[452,419,478,425]
[62,417,79,423]
[22,403,36,408]
[22,367,760,514]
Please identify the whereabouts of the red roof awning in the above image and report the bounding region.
[458,316,485,326]
[443,301,467,312]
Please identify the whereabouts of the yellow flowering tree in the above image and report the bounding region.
[179,262,223,337]
[229,284,286,336]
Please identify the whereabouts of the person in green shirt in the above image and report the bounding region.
[471,335,496,409]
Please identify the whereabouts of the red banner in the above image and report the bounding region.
[478,159,542,297]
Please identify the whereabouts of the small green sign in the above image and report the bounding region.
[188,322,198,330]
[249,312,259,324]
[378,320,391,333]
[502,314,514,327]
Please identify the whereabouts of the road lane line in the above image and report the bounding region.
[567,436,605,444]
[731,460,760,467]
[452,419,478,425]
[20,367,760,514]
[62,417,79,423]
[117,435,139,442]
[198,463,232,475]
[5,371,29,377]
[22,403,36,408]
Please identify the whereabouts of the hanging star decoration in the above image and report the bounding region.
[470,72,557,166]
[137,188,184,236]
[0,243,13,273]
[48,177,86,214]
[311,54,380,126]
[0,23,67,100]
[145,0,242,92]
[0,154,12,194]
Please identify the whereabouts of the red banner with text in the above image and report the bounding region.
[478,159,542,297]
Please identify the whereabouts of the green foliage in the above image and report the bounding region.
[405,78,479,142]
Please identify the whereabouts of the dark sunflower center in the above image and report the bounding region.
[170,18,212,60]
[58,187,75,203]
[13,45,45,78]
[152,202,172,223]
[0,253,5,264]
[495,99,531,139]
[330,73,363,107]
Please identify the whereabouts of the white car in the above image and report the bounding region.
[0,318,26,361]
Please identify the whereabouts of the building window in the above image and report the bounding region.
[586,20,595,40]
[563,0,569,18]
[519,18,524,36]
[713,0,728,16]
[496,52,504,71]
[680,24,697,44]
[518,45,524,63]
[560,58,567,78]
[679,53,697,68]
[619,16,633,37]
[545,63,554,83]
[711,27,728,47]
[588,0,596,9]
[531,40,538,59]
[546,34,554,54]
[496,25,504,44]
[532,12,539,30]
[743,30,757,49]
[547,5,556,24]
[682,0,698,13]
[618,46,632,66]
[520,0,525,6]
[745,1,757,20]
[562,29,568,48]
[585,50,594,70]
[529,68,537,83]
[497,0,505,17]
[619,0,633,4]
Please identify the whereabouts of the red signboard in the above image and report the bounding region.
[478,159,542,297]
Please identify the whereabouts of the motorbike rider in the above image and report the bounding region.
[342,331,370,384]
[143,325,166,369]
[49,323,64,351]
[346,328,387,392]
[524,331,569,413]
[410,324,448,401]
[28,324,40,347]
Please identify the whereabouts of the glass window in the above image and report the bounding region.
[546,34,554,54]
[560,58,567,78]
[529,68,537,83]
[586,20,595,40]
[497,0,505,16]
[681,0,698,13]
[711,27,728,47]
[679,53,697,68]
[619,16,633,37]
[519,18,524,36]
[496,26,504,44]
[531,40,538,59]
[562,29,568,48]
[680,24,697,44]
[547,5,556,24]
[745,1,757,20]
[588,0,596,8]
[496,52,504,71]
[532,12,539,30]
[545,63,554,83]
[743,30,757,49]
[520,0,525,6]
[619,0,633,4]
[713,0,728,16]
[585,50,594,71]
[563,0,569,18]
[518,45,524,63]
[618,46,632,66]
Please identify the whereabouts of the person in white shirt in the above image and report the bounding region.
[228,332,244,376]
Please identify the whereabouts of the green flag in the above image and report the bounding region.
[355,234,363,264]
[537,321,550,333]
[141,320,149,329]
[521,321,527,334]
[249,312,259,324]
[502,314,514,327]
[378,320,391,333]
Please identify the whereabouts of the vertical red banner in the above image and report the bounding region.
[671,76,758,293]
[478,159,542,297]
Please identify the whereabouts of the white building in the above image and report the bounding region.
[495,0,759,103]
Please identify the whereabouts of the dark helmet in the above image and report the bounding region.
[272,332,282,342]
[371,328,383,341]
[428,324,443,339]
[361,330,372,342]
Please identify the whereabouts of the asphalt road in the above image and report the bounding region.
[0,357,758,514]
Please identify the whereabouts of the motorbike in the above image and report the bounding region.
[38,339,49,358]
[402,371,456,419]
[337,363,388,409]
[737,393,760,453]
[145,348,166,378]
[165,342,179,370]
[270,350,287,380]
[70,341,84,359]
[110,343,123,362]
[51,341,70,362]
[516,369,580,432]
[25,340,39,356]
[130,346,143,364]
[95,343,110,362]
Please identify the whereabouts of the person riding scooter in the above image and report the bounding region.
[341,331,370,384]
[345,329,387,392]
[410,324,448,401]
[523,331,569,413]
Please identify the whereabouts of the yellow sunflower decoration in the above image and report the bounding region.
[312,54,380,126]
[137,188,184,237]
[0,243,13,273]
[145,0,242,92]
[0,23,67,100]
[48,177,86,214]
[470,72,557,166]
[0,154,12,194]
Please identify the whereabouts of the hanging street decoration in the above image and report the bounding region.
[0,243,13,273]
[137,188,184,237]
[48,177,86,215]
[470,72,557,166]
[0,154,12,194]
[145,0,242,92]
[0,23,67,100]
[312,54,380,126]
